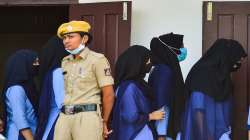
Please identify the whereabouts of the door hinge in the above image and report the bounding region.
[123,2,128,21]
[207,2,213,21]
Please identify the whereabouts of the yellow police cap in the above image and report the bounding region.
[57,20,91,38]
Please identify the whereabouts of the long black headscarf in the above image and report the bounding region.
[1,50,39,137]
[38,36,68,85]
[185,39,247,101]
[35,36,68,140]
[114,45,152,98]
[150,32,186,139]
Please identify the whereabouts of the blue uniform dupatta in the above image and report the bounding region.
[35,67,58,140]
[110,81,155,140]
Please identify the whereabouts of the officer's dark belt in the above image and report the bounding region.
[61,104,97,115]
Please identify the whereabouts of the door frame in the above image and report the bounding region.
[0,0,77,5]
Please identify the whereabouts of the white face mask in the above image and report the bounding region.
[66,43,85,55]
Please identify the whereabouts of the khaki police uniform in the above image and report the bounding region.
[54,47,114,140]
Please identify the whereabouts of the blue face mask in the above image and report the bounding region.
[66,43,85,55]
[177,47,187,62]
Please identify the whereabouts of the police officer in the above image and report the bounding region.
[54,20,115,140]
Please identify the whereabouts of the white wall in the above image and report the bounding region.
[130,0,202,78]
[79,0,249,78]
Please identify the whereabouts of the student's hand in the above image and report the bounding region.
[0,119,4,132]
[20,129,34,140]
[149,110,165,121]
[103,122,113,138]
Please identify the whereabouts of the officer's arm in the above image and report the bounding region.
[0,118,3,132]
[101,85,115,123]
[248,131,250,140]
[94,57,115,123]
[94,56,115,138]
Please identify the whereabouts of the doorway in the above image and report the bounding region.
[0,6,68,90]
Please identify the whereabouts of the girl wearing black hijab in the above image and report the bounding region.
[2,49,39,140]
[148,32,187,140]
[35,36,68,140]
[181,39,247,140]
[109,45,165,140]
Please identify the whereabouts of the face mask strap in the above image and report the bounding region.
[158,38,179,56]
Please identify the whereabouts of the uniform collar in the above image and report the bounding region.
[68,47,90,60]
[79,47,90,60]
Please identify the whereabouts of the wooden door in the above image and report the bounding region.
[69,1,132,74]
[0,6,68,90]
[203,2,250,140]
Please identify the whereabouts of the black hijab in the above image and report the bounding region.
[150,32,186,139]
[38,36,68,85]
[1,49,39,135]
[114,45,152,98]
[185,39,247,101]
[150,33,185,94]
[35,36,68,140]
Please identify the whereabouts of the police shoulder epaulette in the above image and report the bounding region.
[90,51,104,58]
